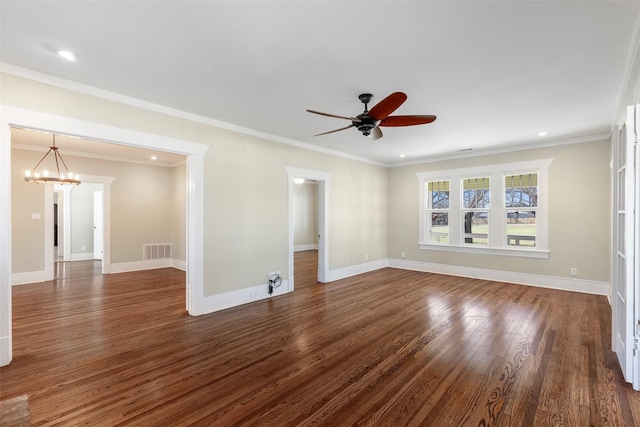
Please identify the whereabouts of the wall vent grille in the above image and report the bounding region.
[143,243,172,260]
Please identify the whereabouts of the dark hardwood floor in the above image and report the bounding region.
[1,252,640,426]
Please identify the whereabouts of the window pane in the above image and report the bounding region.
[463,211,488,245]
[429,212,448,243]
[427,180,449,209]
[506,210,536,247]
[505,173,537,208]
[463,177,490,208]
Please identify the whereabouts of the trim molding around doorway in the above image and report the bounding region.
[285,167,331,288]
[0,105,209,366]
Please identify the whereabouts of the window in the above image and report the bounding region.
[505,173,537,247]
[426,180,449,243]
[462,177,490,245]
[417,159,552,258]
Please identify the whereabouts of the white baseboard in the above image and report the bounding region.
[172,259,187,271]
[12,258,184,284]
[11,270,46,285]
[110,258,174,274]
[294,244,318,252]
[70,253,95,261]
[389,258,610,296]
[0,335,11,367]
[325,258,389,282]
[200,278,291,314]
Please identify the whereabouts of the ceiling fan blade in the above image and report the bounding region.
[368,126,383,140]
[380,115,437,127]
[367,92,407,121]
[314,124,354,136]
[307,109,362,123]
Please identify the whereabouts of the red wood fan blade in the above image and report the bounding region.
[307,109,362,123]
[380,115,437,127]
[368,92,407,120]
[314,124,354,136]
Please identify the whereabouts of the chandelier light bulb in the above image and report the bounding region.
[25,170,31,177]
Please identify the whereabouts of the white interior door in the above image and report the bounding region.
[93,190,103,260]
[613,104,639,389]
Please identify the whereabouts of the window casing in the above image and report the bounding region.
[418,159,552,258]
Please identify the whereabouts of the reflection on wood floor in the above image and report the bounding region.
[54,259,102,280]
[1,250,640,425]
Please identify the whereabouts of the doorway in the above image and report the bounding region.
[52,183,104,280]
[611,104,640,390]
[1,107,209,366]
[292,178,319,288]
[285,167,330,290]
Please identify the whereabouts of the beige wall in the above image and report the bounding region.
[10,149,45,273]
[6,71,610,295]
[11,146,180,271]
[3,73,389,296]
[388,140,611,283]
[294,182,318,247]
[172,163,187,262]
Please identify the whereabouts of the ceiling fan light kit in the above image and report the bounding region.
[307,91,436,140]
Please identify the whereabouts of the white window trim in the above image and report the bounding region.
[417,159,552,259]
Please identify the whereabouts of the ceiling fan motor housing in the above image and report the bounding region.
[355,93,378,136]
[353,115,379,136]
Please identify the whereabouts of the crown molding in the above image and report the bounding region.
[388,132,610,168]
[0,63,386,168]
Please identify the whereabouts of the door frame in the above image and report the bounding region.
[611,104,639,390]
[0,105,209,366]
[94,189,103,261]
[285,167,330,288]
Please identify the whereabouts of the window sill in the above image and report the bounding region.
[418,243,550,259]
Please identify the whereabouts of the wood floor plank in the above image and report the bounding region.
[2,253,640,426]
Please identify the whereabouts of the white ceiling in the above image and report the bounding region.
[2,1,640,166]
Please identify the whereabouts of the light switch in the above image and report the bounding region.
[31,213,41,220]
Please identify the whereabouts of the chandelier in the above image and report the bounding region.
[24,135,81,185]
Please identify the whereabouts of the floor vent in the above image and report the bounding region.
[143,243,172,260]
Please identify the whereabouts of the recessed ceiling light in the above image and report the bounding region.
[399,154,406,158]
[57,50,76,61]
[538,132,548,137]
[150,156,158,160]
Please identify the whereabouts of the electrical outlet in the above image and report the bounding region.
[570,267,578,276]
[81,246,86,251]
[365,254,369,261]
[401,251,406,259]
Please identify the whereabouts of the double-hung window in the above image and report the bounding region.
[426,180,450,243]
[418,159,551,258]
[505,173,538,247]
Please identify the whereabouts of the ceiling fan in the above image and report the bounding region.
[306,92,436,140]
